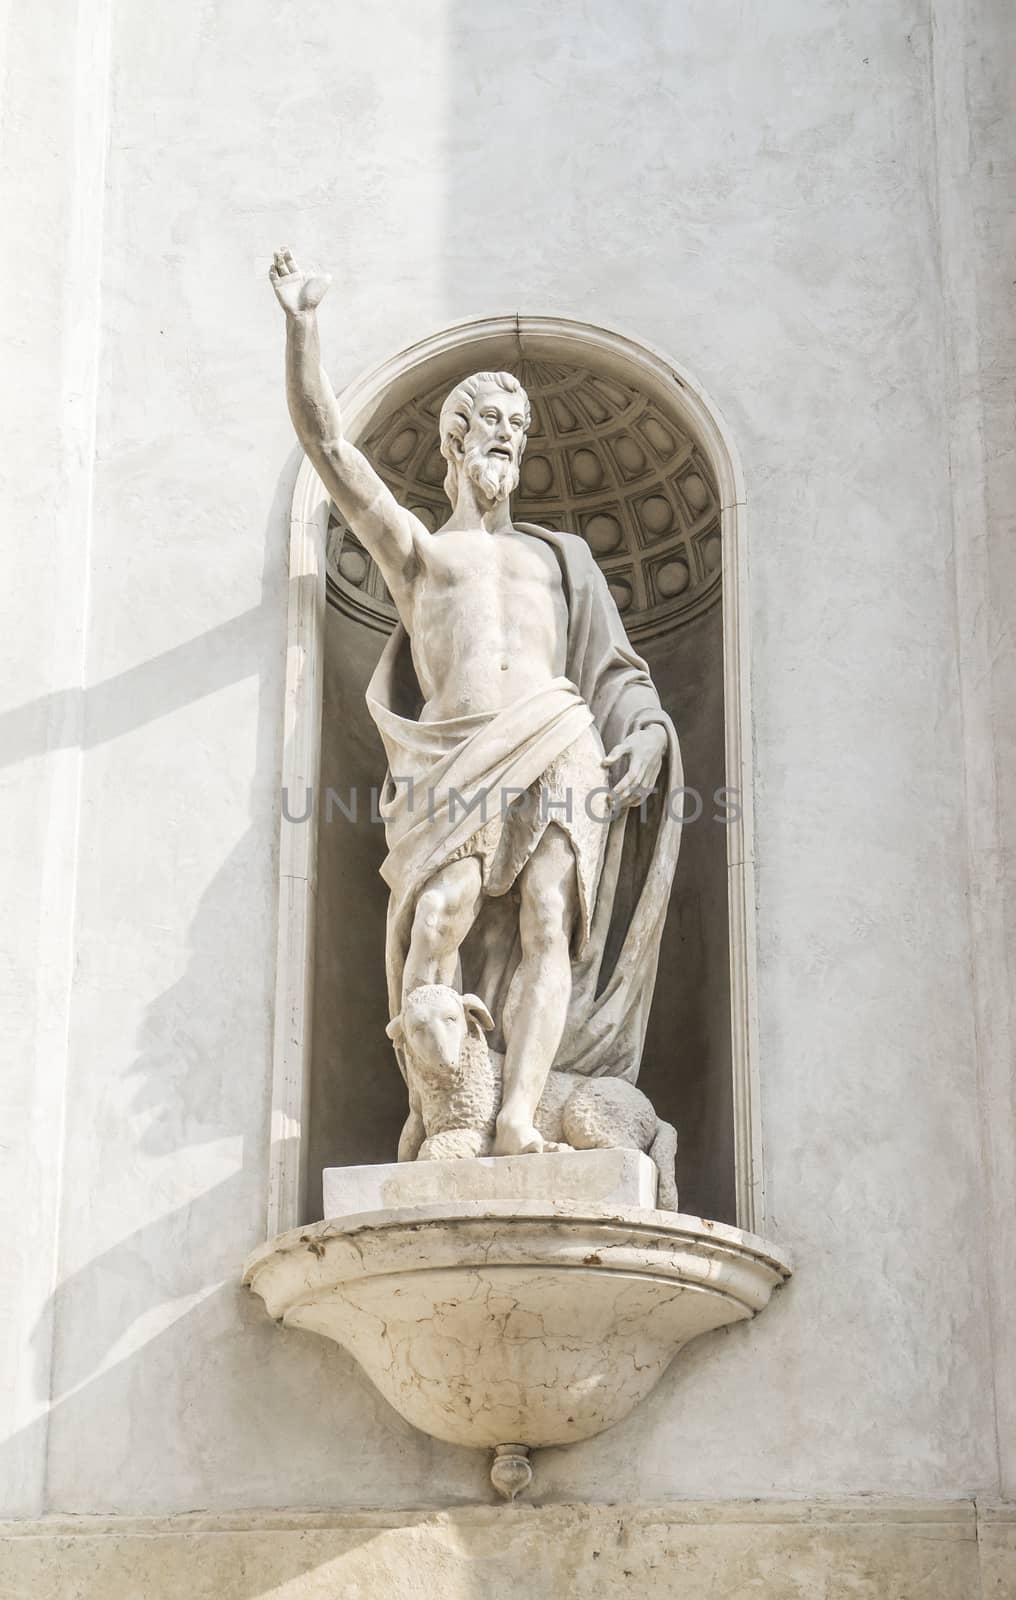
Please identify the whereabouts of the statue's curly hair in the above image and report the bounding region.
[438,371,531,504]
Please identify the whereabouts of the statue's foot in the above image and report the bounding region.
[494,1117,545,1156]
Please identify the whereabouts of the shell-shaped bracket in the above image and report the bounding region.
[243,1200,792,1490]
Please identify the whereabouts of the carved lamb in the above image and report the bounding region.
[387,983,679,1209]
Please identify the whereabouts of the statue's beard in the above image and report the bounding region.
[464,441,519,504]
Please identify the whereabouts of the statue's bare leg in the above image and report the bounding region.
[496,825,578,1155]
[402,856,484,1001]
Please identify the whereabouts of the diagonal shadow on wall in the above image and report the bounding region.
[5,455,489,1533]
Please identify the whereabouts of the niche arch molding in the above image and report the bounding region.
[267,314,764,1237]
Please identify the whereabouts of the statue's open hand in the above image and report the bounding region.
[269,247,331,317]
[602,725,667,810]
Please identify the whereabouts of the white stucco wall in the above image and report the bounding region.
[0,0,111,1516]
[936,0,1016,1505]
[1,0,1011,1518]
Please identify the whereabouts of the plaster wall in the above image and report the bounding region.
[0,0,110,1516]
[0,0,1011,1522]
[935,0,1016,1502]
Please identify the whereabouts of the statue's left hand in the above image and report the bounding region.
[602,725,667,810]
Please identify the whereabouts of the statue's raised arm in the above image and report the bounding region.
[269,248,424,602]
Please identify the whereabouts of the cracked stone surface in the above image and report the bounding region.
[244,1203,790,1450]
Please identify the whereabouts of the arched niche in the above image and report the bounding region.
[267,316,763,1237]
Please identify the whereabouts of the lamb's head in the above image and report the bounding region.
[386,984,494,1080]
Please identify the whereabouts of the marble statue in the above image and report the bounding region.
[270,248,683,1160]
[388,983,679,1206]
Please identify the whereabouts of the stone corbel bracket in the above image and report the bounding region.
[243,1203,791,1498]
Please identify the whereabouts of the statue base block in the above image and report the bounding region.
[322,1148,658,1217]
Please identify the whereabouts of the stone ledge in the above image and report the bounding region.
[0,1498,983,1538]
[0,1499,998,1600]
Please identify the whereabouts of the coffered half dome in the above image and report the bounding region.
[327,357,721,642]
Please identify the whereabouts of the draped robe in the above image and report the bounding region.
[366,523,683,1083]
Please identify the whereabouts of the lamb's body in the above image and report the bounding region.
[390,984,679,1209]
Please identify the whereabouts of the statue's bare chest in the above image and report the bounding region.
[418,529,563,601]
[409,529,569,706]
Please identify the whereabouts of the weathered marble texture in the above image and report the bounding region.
[244,1207,790,1450]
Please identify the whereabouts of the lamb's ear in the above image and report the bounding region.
[461,994,495,1035]
[386,1014,404,1048]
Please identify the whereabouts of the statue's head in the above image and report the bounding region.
[438,371,531,508]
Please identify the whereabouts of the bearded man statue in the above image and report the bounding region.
[271,248,682,1159]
